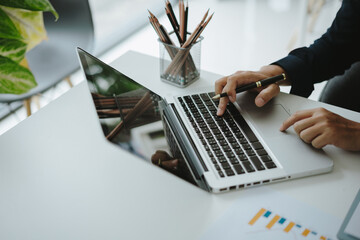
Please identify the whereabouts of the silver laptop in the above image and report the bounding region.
[77,48,333,193]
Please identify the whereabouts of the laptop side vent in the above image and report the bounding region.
[219,176,291,193]
[271,176,291,182]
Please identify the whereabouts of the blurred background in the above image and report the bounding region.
[0,0,341,135]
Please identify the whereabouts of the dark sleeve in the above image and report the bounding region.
[273,0,360,98]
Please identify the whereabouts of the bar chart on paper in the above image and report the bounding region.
[200,187,340,240]
[248,208,331,240]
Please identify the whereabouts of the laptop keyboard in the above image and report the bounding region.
[178,92,277,178]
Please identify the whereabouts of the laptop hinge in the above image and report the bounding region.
[168,103,208,172]
[159,100,210,191]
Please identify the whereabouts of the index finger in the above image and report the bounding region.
[279,109,314,131]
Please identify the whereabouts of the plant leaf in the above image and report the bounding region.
[1,6,47,51]
[0,7,22,40]
[0,0,58,20]
[0,38,27,63]
[0,55,37,94]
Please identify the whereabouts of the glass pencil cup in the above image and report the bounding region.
[159,35,203,88]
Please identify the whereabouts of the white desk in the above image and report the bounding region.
[0,51,359,240]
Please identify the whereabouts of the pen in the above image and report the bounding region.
[212,73,286,100]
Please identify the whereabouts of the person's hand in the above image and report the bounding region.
[215,65,286,116]
[151,150,179,172]
[280,107,360,151]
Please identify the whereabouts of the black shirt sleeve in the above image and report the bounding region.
[273,0,360,97]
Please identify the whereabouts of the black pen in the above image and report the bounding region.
[212,73,286,100]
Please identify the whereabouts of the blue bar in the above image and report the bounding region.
[264,211,272,218]
[311,231,317,235]
[278,218,286,224]
[296,224,302,228]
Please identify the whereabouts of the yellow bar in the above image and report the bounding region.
[248,208,266,225]
[266,215,281,229]
[302,229,311,236]
[320,236,326,240]
[284,222,295,233]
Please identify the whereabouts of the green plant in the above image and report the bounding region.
[0,0,58,94]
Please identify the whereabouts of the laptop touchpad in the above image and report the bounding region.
[242,102,295,139]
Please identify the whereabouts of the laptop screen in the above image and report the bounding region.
[77,48,195,185]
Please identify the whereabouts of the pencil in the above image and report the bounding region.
[212,73,286,100]
[184,1,188,42]
[165,7,182,43]
[166,0,179,30]
[179,0,185,44]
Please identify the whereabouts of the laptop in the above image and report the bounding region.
[76,48,333,193]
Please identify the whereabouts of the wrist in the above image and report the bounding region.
[259,65,290,85]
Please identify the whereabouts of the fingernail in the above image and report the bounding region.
[256,97,265,107]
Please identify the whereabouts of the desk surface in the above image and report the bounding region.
[0,51,359,240]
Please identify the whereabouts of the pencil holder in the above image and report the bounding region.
[159,34,203,88]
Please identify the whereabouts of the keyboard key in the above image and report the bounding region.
[200,93,210,100]
[233,114,258,142]
[256,149,268,156]
[214,150,223,157]
[225,151,235,158]
[229,157,239,165]
[221,161,231,170]
[260,155,272,162]
[233,164,245,174]
[242,143,252,150]
[210,144,220,151]
[183,96,192,103]
[242,161,255,173]
[218,139,228,146]
[265,161,277,169]
[200,108,208,114]
[204,132,213,139]
[205,101,214,107]
[221,145,231,152]
[214,164,221,171]
[208,138,216,145]
[245,149,256,156]
[201,128,210,134]
[217,121,226,127]
[214,134,224,140]
[234,148,244,155]
[192,94,200,100]
[234,132,244,138]
[250,156,265,171]
[208,123,217,129]
[208,105,216,111]
[238,154,248,161]
[218,156,227,163]
[252,141,263,150]
[218,170,225,178]
[212,129,221,135]
[230,142,240,149]
[198,122,207,129]
[224,131,233,138]
[225,169,235,176]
